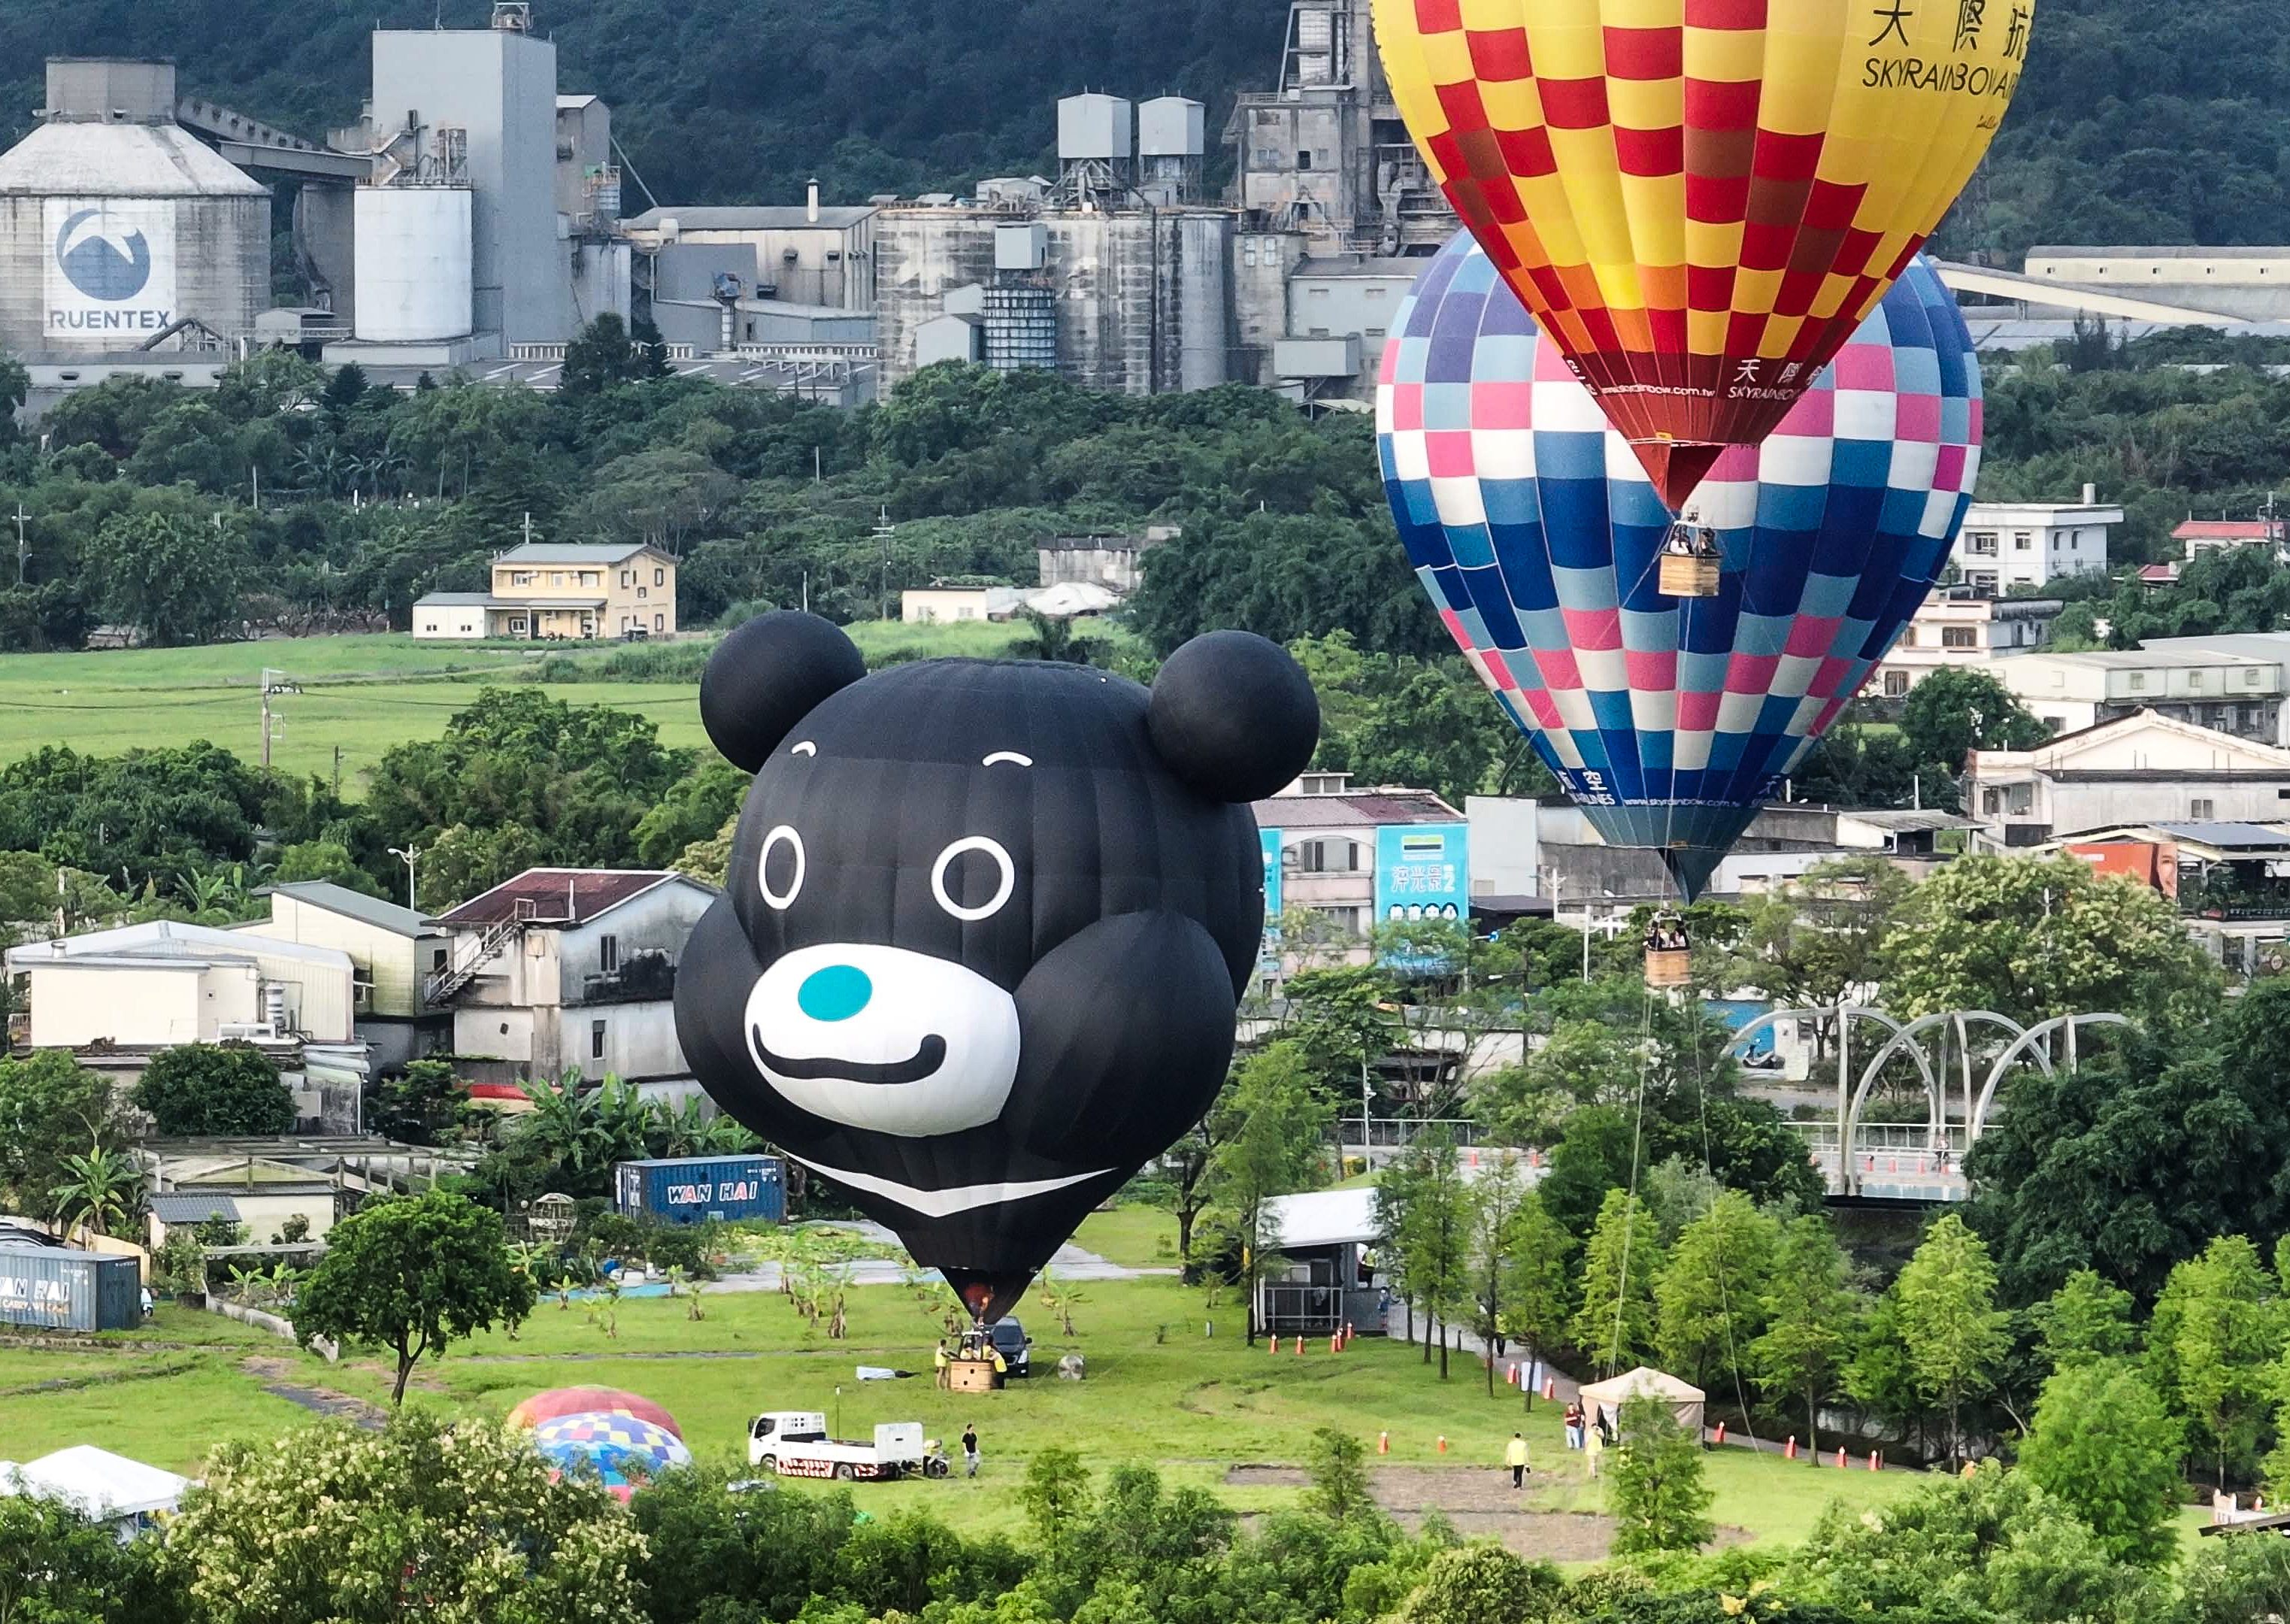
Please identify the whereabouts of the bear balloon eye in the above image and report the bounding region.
[758,825,805,910]
[931,835,1015,922]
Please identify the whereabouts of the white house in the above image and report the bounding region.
[1997,641,2290,746]
[1872,591,2062,698]
[1965,710,2290,849]
[3,920,356,1050]
[1949,492,2122,592]
[430,868,718,1096]
[2175,517,2287,562]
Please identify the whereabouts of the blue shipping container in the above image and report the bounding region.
[615,1156,785,1226]
[0,1242,143,1332]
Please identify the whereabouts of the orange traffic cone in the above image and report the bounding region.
[1328,1334,1340,1353]
[1541,1377,1555,1401]
[1295,1335,1304,1356]
[1834,1447,1847,1469]
[1868,1451,1882,1472]
[1713,1423,1726,1447]
[1378,1431,1389,1455]
[1436,1435,1448,1455]
[1784,1436,1797,1459]
[1268,1336,1280,1355]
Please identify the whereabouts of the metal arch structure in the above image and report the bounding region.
[1848,1009,2031,1145]
[1971,1013,2136,1138]
[1725,1004,1939,1194]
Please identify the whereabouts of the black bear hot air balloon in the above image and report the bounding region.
[674,614,1319,1324]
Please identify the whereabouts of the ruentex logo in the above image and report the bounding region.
[55,208,152,301]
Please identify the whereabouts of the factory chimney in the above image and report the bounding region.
[807,177,820,223]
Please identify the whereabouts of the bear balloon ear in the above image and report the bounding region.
[699,612,866,772]
[1147,630,1320,804]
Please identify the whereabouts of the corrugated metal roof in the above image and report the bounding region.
[148,1192,241,1225]
[0,122,269,196]
[494,542,656,565]
[1843,809,1981,833]
[438,868,681,927]
[2152,822,2290,848]
[2174,521,2277,540]
[414,592,495,607]
[1252,790,1463,829]
[266,881,432,938]
[626,205,877,231]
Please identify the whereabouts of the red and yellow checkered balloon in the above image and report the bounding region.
[1374,0,2034,510]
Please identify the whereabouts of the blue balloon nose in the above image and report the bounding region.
[797,964,873,1022]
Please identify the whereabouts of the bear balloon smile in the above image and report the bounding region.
[674,613,1319,1323]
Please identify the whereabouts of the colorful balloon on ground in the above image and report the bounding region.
[507,1386,684,1438]
[1372,0,2030,508]
[674,615,1319,1323]
[527,1410,693,1501]
[1378,235,1980,898]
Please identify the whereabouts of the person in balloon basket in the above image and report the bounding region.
[962,1423,980,1478]
[671,613,1319,1336]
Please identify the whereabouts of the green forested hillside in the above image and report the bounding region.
[0,0,2282,253]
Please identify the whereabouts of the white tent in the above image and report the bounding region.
[1,1445,192,1538]
[1579,1366,1706,1436]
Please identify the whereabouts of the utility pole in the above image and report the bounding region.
[520,511,538,547]
[10,505,27,585]
[874,507,894,622]
[389,846,423,912]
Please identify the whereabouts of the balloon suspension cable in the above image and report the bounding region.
[1691,986,1764,1453]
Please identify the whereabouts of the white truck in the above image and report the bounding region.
[746,1411,949,1482]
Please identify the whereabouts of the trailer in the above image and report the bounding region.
[746,1411,947,1482]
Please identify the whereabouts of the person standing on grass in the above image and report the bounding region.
[934,1341,950,1389]
[962,1423,980,1477]
[1562,1400,1583,1450]
[1585,1420,1604,1479]
[1505,1432,1529,1488]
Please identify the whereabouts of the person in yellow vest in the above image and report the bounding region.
[1505,1432,1529,1489]
[934,1341,950,1389]
[1585,1419,1604,1479]
[992,1344,1008,1385]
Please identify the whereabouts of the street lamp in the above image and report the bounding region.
[387,846,422,912]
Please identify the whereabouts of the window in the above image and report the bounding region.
[2249,670,2265,686]
[638,585,648,599]
[654,613,665,631]
[591,1019,607,1059]
[1983,788,2001,814]
[1298,839,1361,873]
[509,617,527,634]
[654,568,665,586]
[510,571,534,586]
[598,935,618,973]
[1297,150,1313,170]
[2128,673,2146,690]
[1312,905,1360,933]
[432,948,448,972]
[2013,532,2033,551]
[621,570,634,586]
[2192,798,2216,820]
[1883,670,1911,697]
[2189,671,2205,689]
[1942,626,1977,649]
[1898,628,1917,647]
[1965,532,1998,556]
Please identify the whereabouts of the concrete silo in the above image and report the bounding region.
[0,59,271,356]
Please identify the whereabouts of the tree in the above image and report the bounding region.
[632,760,750,868]
[1205,1042,1331,1344]
[1967,1006,2290,1304]
[1606,1392,1715,1556]
[626,1465,859,1624]
[85,511,249,646]
[2149,1235,2276,1489]
[1493,1192,1574,1403]
[47,1141,143,1244]
[2019,1359,2183,1567]
[1376,1127,1474,1375]
[1005,609,1101,665]
[1717,857,1912,1035]
[0,1492,177,1623]
[371,1059,474,1147]
[561,313,665,395]
[1398,1545,1565,1624]
[132,1043,295,1137]
[1300,1427,1375,1523]
[1463,1160,1525,1395]
[0,1050,122,1220]
[1750,1215,1860,1462]
[2031,1268,2137,1370]
[1019,1447,1092,1547]
[1571,1189,1664,1377]
[1898,667,2048,774]
[292,1189,535,1402]
[271,840,386,898]
[1881,853,2217,1029]
[1654,1191,1779,1396]
[1894,1214,2010,1468]
[158,1409,646,1624]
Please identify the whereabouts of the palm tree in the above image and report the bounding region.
[49,1142,143,1244]
[1004,609,1099,665]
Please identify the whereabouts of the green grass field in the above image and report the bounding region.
[0,620,1136,787]
[0,1234,1930,1551]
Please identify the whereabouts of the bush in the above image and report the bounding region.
[132,1043,294,1137]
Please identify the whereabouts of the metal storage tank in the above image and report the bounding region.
[1137,97,1205,160]
[353,186,476,342]
[1056,94,1133,162]
[0,1243,143,1332]
[1175,213,1231,391]
[0,59,270,356]
[614,1156,784,1226]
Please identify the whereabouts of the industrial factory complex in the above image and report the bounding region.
[4,0,2288,422]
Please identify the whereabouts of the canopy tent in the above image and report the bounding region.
[1579,1367,1705,1436]
[1,1445,193,1538]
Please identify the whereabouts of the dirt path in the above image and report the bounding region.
[240,1356,389,1430]
[1225,1465,1749,1562]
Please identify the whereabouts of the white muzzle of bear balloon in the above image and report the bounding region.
[743,942,1020,1138]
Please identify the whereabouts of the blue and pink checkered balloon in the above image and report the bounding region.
[1378,237,1982,899]
[529,1409,693,1501]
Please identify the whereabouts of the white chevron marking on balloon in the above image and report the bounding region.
[781,1156,1113,1218]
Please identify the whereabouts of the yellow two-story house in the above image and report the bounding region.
[411,542,679,641]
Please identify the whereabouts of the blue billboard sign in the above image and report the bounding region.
[1258,826,1283,975]
[1374,823,1468,924]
